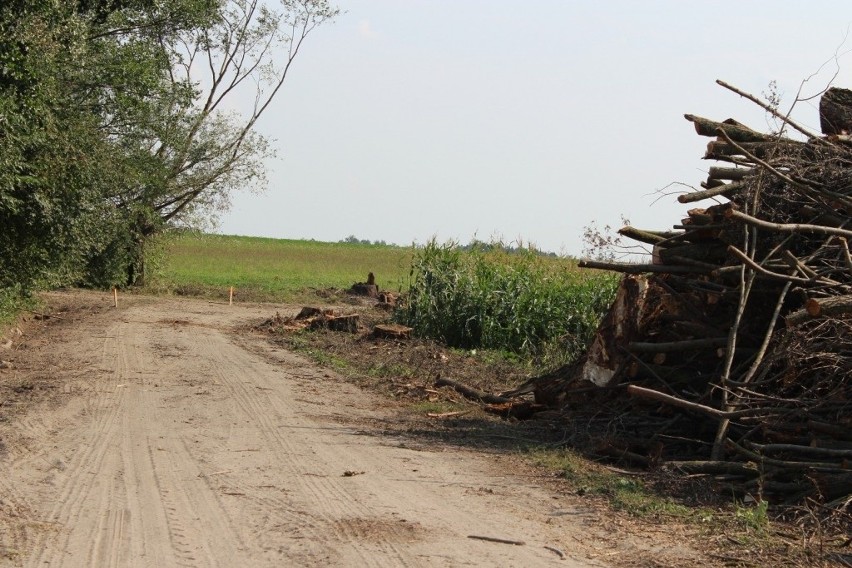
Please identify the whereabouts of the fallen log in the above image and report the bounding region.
[434,376,511,404]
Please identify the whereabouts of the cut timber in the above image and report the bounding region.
[617,226,668,245]
[704,139,802,161]
[678,181,743,204]
[819,87,852,135]
[350,283,378,297]
[578,260,707,274]
[785,295,852,326]
[580,275,650,387]
[372,323,412,339]
[707,166,752,182]
[309,313,360,332]
[685,114,771,142]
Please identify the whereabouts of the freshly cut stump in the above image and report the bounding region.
[372,324,412,340]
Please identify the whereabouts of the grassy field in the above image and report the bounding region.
[146,233,414,302]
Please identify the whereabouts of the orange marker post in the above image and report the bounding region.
[229,286,234,306]
[113,287,118,308]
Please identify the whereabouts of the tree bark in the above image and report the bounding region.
[785,295,852,326]
[685,114,771,142]
[819,87,852,135]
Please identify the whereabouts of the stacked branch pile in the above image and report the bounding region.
[553,82,851,506]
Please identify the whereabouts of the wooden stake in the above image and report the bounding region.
[113,288,118,308]
[229,286,234,306]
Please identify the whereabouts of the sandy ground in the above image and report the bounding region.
[0,292,704,567]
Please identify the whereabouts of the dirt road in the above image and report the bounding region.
[0,293,696,567]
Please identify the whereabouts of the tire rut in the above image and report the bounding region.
[0,295,650,567]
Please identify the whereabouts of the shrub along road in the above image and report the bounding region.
[0,291,704,567]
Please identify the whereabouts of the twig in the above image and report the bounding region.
[726,439,845,471]
[467,535,526,546]
[626,385,775,420]
[716,79,822,140]
[198,470,231,477]
[737,282,791,386]
[726,209,852,240]
[543,545,566,559]
[724,245,823,285]
[426,410,470,418]
[716,129,814,193]
[836,236,852,274]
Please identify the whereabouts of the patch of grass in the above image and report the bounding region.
[529,448,701,521]
[396,239,618,368]
[297,344,352,372]
[735,499,770,534]
[146,232,413,302]
[0,286,39,328]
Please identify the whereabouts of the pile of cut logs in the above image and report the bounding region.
[532,82,852,506]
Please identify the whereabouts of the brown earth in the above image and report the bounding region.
[0,290,751,566]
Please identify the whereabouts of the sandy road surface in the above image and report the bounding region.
[0,293,693,567]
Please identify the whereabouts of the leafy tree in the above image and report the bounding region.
[0,0,337,305]
[117,0,338,284]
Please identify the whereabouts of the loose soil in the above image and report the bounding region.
[0,290,805,567]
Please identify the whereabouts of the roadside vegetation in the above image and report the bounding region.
[146,232,413,303]
[397,239,618,367]
[0,0,336,323]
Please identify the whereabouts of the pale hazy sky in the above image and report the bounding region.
[217,1,852,255]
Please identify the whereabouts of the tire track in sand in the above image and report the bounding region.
[25,322,132,567]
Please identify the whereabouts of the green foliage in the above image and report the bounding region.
[146,232,413,302]
[0,285,38,326]
[735,499,770,533]
[397,239,618,366]
[0,0,336,304]
[529,449,698,520]
[0,0,216,294]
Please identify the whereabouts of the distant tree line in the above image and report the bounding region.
[459,239,558,258]
[339,235,390,246]
[337,235,558,257]
[0,0,336,311]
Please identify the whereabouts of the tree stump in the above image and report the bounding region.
[372,323,412,339]
[310,313,359,333]
[350,283,378,297]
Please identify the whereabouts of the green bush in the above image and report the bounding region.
[0,284,37,326]
[396,239,618,366]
